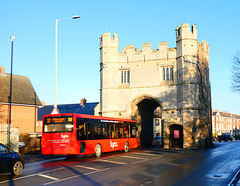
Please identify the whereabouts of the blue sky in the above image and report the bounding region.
[1,1,240,114]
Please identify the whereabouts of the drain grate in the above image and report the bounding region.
[213,174,222,178]
[206,173,228,178]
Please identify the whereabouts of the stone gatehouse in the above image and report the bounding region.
[98,23,212,148]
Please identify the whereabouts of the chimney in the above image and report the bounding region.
[0,66,5,75]
[80,97,87,106]
[41,100,46,106]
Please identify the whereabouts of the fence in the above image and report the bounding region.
[0,124,19,152]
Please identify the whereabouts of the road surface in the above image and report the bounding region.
[0,141,240,185]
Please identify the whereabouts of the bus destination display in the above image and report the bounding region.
[45,116,73,124]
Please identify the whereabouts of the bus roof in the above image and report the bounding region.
[43,113,136,123]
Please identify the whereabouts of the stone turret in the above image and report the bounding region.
[176,23,198,59]
[100,33,119,62]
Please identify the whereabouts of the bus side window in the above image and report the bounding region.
[123,124,129,138]
[115,125,120,138]
[87,123,93,140]
[128,125,131,138]
[131,125,137,137]
[77,122,86,140]
[107,123,113,138]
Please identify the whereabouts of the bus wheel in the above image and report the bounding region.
[95,144,102,157]
[124,142,129,153]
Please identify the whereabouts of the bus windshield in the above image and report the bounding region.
[43,116,73,133]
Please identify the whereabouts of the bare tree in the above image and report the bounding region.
[232,51,240,93]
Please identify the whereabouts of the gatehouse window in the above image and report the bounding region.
[163,68,165,80]
[120,69,130,84]
[170,67,174,80]
[166,68,169,80]
[162,67,174,81]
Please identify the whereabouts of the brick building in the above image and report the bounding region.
[98,23,212,148]
[212,109,240,137]
[0,65,41,135]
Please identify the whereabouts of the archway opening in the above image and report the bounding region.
[137,98,161,147]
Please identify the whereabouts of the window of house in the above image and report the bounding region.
[121,69,130,84]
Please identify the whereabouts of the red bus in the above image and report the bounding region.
[41,113,138,157]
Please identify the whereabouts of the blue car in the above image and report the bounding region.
[152,136,163,147]
[0,143,24,176]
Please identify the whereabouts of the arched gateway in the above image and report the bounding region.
[126,95,161,147]
[97,23,212,148]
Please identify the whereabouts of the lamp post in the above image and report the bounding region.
[54,15,80,109]
[8,35,15,148]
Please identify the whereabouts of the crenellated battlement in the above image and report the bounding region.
[176,23,197,41]
[117,41,176,61]
[100,33,119,49]
[100,30,181,63]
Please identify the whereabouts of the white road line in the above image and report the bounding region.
[75,165,100,171]
[96,159,127,165]
[121,156,148,160]
[0,167,64,184]
[135,152,161,157]
[38,174,60,181]
[43,168,110,185]
[131,159,149,164]
[131,156,160,165]
[228,168,240,186]
[143,150,162,153]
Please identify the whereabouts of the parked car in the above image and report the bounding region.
[0,143,24,176]
[217,134,233,142]
[152,136,163,146]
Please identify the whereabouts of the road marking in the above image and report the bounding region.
[0,167,64,184]
[135,152,161,157]
[131,159,149,164]
[96,159,127,165]
[143,150,162,154]
[38,174,60,181]
[75,165,100,171]
[228,168,240,186]
[43,168,110,185]
[121,155,148,160]
[131,157,160,165]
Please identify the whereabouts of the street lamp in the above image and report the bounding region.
[54,15,80,109]
[8,35,15,148]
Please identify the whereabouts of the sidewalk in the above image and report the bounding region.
[23,152,64,163]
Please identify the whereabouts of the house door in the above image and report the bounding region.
[169,124,183,148]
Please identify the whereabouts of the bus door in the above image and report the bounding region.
[76,120,87,153]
